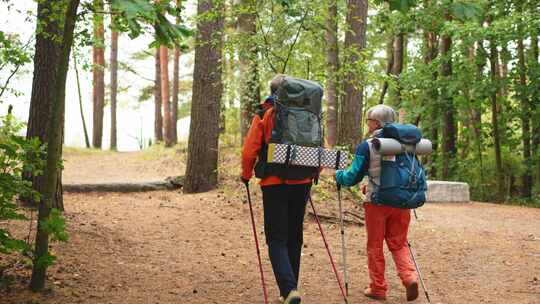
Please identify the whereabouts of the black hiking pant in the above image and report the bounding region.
[261,183,311,298]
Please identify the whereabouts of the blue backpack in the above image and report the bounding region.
[370,123,428,209]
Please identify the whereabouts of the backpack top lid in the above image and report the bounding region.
[275,76,323,115]
[381,123,422,145]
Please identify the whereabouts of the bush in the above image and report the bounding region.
[0,111,44,254]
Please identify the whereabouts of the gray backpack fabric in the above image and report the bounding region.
[270,77,323,147]
[254,77,324,180]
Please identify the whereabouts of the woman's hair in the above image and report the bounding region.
[366,104,396,125]
[270,74,287,94]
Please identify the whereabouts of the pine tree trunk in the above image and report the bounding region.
[73,53,91,148]
[171,0,181,144]
[160,45,173,147]
[517,38,532,198]
[423,30,439,178]
[440,11,456,179]
[154,48,163,142]
[379,37,394,104]
[30,0,79,291]
[238,0,260,140]
[184,0,224,193]
[339,0,368,150]
[391,32,404,107]
[92,0,105,149]
[24,0,65,210]
[531,36,539,186]
[489,35,504,200]
[325,0,339,146]
[110,29,118,150]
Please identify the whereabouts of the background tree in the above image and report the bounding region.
[184,0,224,193]
[92,0,105,149]
[154,48,163,142]
[339,0,368,150]
[30,0,79,291]
[237,0,260,139]
[325,0,339,146]
[110,15,119,150]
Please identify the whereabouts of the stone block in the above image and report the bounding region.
[426,180,470,203]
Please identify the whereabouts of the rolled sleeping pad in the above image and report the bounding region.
[372,138,432,155]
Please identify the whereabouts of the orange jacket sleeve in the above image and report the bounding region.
[241,113,265,180]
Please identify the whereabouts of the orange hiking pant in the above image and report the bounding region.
[364,202,417,296]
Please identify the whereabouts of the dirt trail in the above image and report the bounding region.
[2,150,539,304]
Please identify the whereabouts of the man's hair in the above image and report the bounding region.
[270,74,287,94]
[366,104,396,126]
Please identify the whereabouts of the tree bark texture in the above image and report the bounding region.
[171,0,181,143]
[325,0,339,146]
[92,0,105,149]
[110,29,118,150]
[517,38,532,198]
[390,32,404,106]
[531,36,539,186]
[379,37,394,105]
[184,0,224,193]
[160,45,174,147]
[440,11,456,179]
[73,53,91,148]
[30,0,79,291]
[489,37,504,200]
[339,0,368,150]
[238,0,260,140]
[423,31,439,178]
[154,48,163,142]
[24,0,65,210]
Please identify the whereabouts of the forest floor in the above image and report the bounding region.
[1,146,540,304]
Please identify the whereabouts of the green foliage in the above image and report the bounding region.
[0,112,44,254]
[110,0,193,47]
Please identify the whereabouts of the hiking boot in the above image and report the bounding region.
[283,289,301,304]
[405,281,419,301]
[363,287,387,301]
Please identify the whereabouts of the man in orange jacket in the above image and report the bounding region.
[241,75,313,304]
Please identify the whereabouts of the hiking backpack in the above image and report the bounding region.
[254,76,324,180]
[370,123,429,209]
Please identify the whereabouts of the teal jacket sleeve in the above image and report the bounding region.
[335,141,370,187]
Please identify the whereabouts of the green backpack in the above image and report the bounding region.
[255,76,324,180]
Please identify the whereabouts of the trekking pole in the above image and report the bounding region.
[336,184,349,296]
[243,181,269,304]
[407,240,431,303]
[309,194,348,304]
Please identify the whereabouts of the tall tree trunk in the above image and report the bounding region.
[379,37,394,104]
[531,36,539,186]
[30,0,79,291]
[325,0,339,146]
[489,32,504,200]
[154,48,163,142]
[517,37,532,198]
[92,0,105,149]
[339,0,368,150]
[171,0,181,144]
[184,0,224,193]
[391,32,405,107]
[73,52,91,148]
[440,11,456,179]
[110,27,118,150]
[24,0,65,210]
[160,45,173,147]
[238,0,260,140]
[424,30,439,178]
